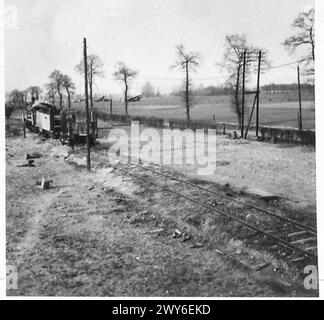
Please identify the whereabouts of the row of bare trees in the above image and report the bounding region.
[223,8,314,127]
[7,86,42,107]
[7,8,314,126]
[138,8,314,125]
[75,55,104,110]
[75,57,138,116]
[45,71,75,109]
[44,56,138,116]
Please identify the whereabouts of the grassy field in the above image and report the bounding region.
[73,95,315,129]
[110,92,315,106]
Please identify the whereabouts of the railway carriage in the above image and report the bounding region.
[23,101,98,146]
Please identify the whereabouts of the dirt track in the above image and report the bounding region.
[6,129,317,297]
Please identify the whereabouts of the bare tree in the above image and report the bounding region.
[283,7,315,74]
[172,44,200,123]
[62,75,75,110]
[22,90,28,104]
[221,34,270,128]
[8,89,25,108]
[113,62,138,116]
[75,54,104,111]
[27,86,42,100]
[48,70,64,108]
[44,82,57,106]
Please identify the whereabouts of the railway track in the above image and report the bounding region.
[15,124,317,265]
[111,160,317,264]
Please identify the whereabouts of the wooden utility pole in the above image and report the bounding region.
[241,50,246,137]
[110,99,113,116]
[83,38,91,171]
[297,66,303,131]
[256,50,262,137]
[185,61,190,124]
[244,94,257,139]
[23,122,26,138]
[242,50,263,139]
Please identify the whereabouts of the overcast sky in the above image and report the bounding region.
[5,0,314,96]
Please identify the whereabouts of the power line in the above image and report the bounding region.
[137,59,305,82]
[74,57,308,94]
[266,60,303,70]
[137,73,229,82]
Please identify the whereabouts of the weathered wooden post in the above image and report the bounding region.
[83,38,91,171]
[23,123,26,138]
[256,50,262,137]
[297,66,303,132]
[241,50,247,138]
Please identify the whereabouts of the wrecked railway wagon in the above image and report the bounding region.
[23,101,98,146]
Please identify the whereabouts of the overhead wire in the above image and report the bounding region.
[74,57,309,96]
[133,59,305,82]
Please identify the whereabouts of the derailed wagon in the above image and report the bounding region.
[23,101,98,146]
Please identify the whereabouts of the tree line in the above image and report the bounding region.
[6,8,314,125]
[170,83,314,97]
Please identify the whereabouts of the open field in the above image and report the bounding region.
[73,95,315,129]
[110,92,315,106]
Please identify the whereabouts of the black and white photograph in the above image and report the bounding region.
[1,0,323,301]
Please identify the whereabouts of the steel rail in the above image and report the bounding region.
[128,162,316,235]
[113,164,317,260]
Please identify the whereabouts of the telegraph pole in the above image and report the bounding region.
[297,66,303,131]
[241,50,247,138]
[83,38,91,171]
[256,50,262,137]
